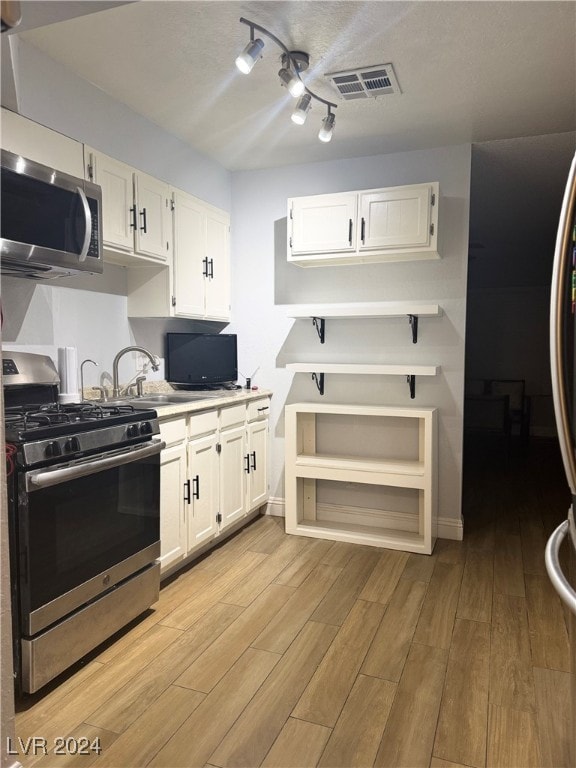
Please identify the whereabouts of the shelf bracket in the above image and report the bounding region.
[311,372,325,396]
[407,375,416,399]
[312,317,326,344]
[408,314,419,344]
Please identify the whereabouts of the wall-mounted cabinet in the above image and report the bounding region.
[287,182,439,266]
[85,147,171,266]
[126,188,230,321]
[285,402,438,554]
[1,107,84,178]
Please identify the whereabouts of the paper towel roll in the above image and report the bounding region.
[58,347,79,403]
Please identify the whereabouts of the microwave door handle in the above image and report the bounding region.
[76,186,92,262]
[26,440,166,491]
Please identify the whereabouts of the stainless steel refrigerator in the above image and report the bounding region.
[548,149,576,768]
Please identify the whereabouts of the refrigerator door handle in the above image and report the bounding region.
[550,152,576,493]
[545,520,576,616]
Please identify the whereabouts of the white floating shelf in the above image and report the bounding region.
[286,363,439,376]
[287,302,442,319]
[285,363,440,398]
[286,302,441,344]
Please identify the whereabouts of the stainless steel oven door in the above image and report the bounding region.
[18,439,164,636]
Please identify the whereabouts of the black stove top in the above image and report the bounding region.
[4,402,158,443]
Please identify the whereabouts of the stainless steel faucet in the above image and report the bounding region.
[112,346,160,398]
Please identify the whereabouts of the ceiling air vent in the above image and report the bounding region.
[325,63,401,101]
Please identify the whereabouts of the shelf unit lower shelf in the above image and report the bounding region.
[284,402,438,554]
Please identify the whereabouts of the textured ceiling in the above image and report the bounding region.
[16,0,576,171]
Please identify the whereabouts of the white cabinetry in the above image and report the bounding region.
[185,411,220,552]
[85,147,171,265]
[158,396,270,576]
[288,182,439,266]
[1,107,84,178]
[285,403,437,554]
[126,189,231,321]
[158,417,187,571]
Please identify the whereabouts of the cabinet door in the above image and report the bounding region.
[88,148,134,253]
[290,194,357,255]
[247,419,269,511]
[204,208,231,321]
[219,425,246,528]
[159,442,187,572]
[187,434,219,548]
[173,190,206,318]
[134,171,171,262]
[359,185,432,251]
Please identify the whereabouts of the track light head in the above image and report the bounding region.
[291,93,312,125]
[235,37,264,74]
[319,111,336,142]
[278,67,305,98]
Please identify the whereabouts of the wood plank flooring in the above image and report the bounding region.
[14,437,573,768]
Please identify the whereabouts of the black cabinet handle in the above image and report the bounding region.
[130,206,137,230]
[140,207,147,233]
[184,479,191,504]
[361,217,365,243]
[250,451,256,471]
[208,258,214,279]
[348,218,353,245]
[244,454,251,474]
[202,257,209,277]
[192,475,200,500]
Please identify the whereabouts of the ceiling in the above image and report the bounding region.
[13,0,576,172]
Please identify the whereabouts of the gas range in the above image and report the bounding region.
[5,401,160,468]
[3,351,163,694]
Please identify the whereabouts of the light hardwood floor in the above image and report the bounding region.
[14,438,573,768]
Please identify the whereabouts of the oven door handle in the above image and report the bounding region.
[26,440,166,491]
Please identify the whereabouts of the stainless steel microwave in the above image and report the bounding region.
[0,149,103,279]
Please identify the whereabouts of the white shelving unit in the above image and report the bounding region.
[285,301,441,397]
[285,402,438,554]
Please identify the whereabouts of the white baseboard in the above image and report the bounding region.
[265,497,464,541]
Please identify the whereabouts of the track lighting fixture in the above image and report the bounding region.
[235,17,338,143]
[291,93,312,125]
[235,37,265,75]
[318,110,336,142]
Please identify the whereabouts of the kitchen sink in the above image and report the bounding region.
[128,390,236,406]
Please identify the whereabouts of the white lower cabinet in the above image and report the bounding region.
[158,396,270,575]
[158,417,188,571]
[187,433,219,547]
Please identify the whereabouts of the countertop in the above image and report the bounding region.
[142,389,272,419]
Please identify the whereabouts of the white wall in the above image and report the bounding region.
[229,144,472,530]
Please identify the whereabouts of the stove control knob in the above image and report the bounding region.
[140,421,153,436]
[45,441,62,458]
[126,424,140,439]
[64,437,81,453]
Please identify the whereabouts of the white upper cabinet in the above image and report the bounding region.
[127,188,231,322]
[85,146,170,265]
[288,182,439,266]
[290,193,357,255]
[358,185,433,251]
[1,107,84,178]
[133,171,171,262]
